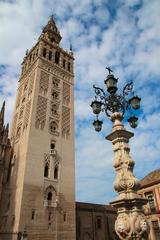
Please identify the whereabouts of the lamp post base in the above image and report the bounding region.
[110,197,149,240]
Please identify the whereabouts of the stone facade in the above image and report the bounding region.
[76,202,118,240]
[0,16,75,240]
[138,169,160,240]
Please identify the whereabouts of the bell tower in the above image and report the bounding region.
[0,16,75,240]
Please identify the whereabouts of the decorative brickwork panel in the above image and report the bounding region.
[16,86,23,108]
[11,113,18,137]
[23,100,31,129]
[35,96,47,130]
[62,82,70,105]
[23,82,28,93]
[19,106,24,120]
[44,153,50,165]
[28,71,35,97]
[62,106,70,138]
[21,93,26,105]
[39,70,49,95]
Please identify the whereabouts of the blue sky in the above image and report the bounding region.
[0,0,160,204]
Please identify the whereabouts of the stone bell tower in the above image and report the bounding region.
[0,16,75,240]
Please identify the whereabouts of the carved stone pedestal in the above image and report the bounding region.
[106,112,150,240]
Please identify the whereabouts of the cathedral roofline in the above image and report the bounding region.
[76,201,116,213]
[139,168,160,188]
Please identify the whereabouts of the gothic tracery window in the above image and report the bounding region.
[54,165,58,179]
[44,163,49,177]
[44,185,57,208]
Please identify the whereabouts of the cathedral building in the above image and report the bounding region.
[76,202,117,240]
[0,16,75,240]
[138,169,160,240]
[0,102,13,211]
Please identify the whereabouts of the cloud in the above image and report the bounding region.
[0,0,160,204]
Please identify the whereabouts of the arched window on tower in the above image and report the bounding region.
[44,163,49,178]
[49,51,52,60]
[55,51,60,64]
[50,121,58,134]
[43,48,47,58]
[51,104,58,116]
[51,37,55,43]
[52,78,59,88]
[63,59,66,68]
[68,62,71,72]
[51,91,59,101]
[51,143,55,150]
[44,185,57,207]
[54,165,58,179]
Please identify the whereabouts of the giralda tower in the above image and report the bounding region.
[0,16,75,240]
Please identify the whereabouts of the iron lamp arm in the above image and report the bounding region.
[93,84,106,100]
[123,81,133,97]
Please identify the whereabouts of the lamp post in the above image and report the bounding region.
[90,68,149,240]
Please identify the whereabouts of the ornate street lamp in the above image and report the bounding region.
[128,116,138,128]
[90,100,102,115]
[91,67,149,240]
[93,118,103,132]
[129,96,141,110]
